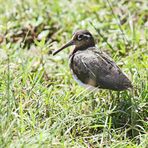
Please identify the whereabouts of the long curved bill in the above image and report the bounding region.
[53,40,74,55]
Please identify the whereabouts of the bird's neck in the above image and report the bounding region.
[69,45,95,58]
[74,40,95,53]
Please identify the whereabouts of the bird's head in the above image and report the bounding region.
[53,30,95,55]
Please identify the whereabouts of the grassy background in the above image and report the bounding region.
[0,0,147,147]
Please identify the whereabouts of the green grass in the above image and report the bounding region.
[0,0,148,147]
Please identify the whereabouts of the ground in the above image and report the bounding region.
[0,0,147,147]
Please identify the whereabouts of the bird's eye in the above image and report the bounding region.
[77,34,84,41]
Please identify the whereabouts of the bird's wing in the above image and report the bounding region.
[71,49,132,90]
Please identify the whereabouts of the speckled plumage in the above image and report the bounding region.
[53,30,132,91]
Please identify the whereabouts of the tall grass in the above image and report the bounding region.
[0,0,147,147]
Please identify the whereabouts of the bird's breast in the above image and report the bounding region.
[69,50,98,91]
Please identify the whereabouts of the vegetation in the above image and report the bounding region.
[0,0,147,147]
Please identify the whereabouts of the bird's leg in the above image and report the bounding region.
[117,91,120,99]
[115,91,120,104]
[109,90,114,101]
[91,93,96,110]
[91,90,98,110]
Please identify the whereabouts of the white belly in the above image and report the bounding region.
[72,71,98,92]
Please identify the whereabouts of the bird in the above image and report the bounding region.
[53,30,132,91]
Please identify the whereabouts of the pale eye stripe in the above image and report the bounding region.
[83,34,91,38]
